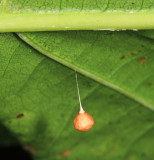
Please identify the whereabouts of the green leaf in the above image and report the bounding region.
[0,0,154,31]
[0,32,154,160]
[18,31,154,110]
[137,30,154,39]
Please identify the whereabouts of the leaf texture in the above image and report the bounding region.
[0,33,154,160]
[18,31,154,110]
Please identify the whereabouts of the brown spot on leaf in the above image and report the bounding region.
[17,113,24,118]
[120,56,125,60]
[131,53,136,56]
[126,155,131,160]
[148,82,152,87]
[139,58,148,64]
[132,2,135,5]
[61,150,71,157]
[109,148,115,152]
[48,137,53,141]
[24,145,36,155]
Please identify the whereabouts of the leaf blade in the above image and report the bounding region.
[0,33,154,160]
[18,31,154,110]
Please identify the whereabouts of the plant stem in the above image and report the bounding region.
[0,11,154,32]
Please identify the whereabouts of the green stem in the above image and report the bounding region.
[0,11,154,32]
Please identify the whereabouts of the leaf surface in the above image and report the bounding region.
[18,31,154,110]
[0,33,154,160]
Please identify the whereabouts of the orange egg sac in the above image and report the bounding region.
[73,112,94,132]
